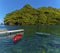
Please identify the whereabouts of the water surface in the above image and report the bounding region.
[0,25,60,53]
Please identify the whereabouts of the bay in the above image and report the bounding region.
[0,25,60,53]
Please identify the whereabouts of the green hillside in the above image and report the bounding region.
[4,4,60,25]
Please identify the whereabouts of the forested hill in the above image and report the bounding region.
[4,4,60,25]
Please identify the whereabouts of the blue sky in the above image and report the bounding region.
[0,0,60,22]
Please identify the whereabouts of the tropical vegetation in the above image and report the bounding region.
[4,4,60,25]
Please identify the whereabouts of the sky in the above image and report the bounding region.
[0,0,60,22]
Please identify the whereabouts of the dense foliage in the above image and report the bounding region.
[4,4,60,25]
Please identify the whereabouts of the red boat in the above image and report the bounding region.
[12,33,22,42]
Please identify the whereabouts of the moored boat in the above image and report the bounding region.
[12,33,23,42]
[36,32,51,37]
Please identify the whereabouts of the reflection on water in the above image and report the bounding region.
[0,37,14,53]
[0,25,60,53]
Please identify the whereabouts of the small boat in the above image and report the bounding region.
[12,33,23,42]
[0,29,24,34]
[36,32,51,37]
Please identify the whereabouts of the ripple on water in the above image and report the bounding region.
[0,37,15,53]
[0,34,60,53]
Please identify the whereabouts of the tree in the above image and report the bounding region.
[4,4,60,25]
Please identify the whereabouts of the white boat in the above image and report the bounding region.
[36,32,51,37]
[0,29,24,34]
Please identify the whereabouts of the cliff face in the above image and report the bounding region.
[4,4,60,25]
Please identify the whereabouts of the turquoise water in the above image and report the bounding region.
[0,25,60,53]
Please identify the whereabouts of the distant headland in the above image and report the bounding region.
[4,4,60,26]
